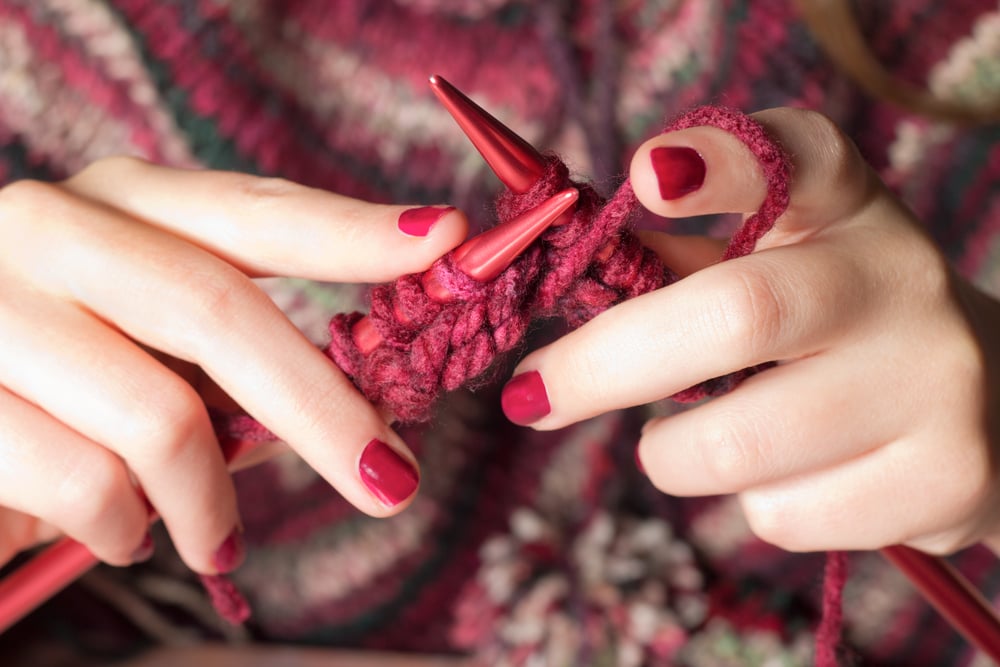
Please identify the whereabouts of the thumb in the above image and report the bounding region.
[629,108,879,248]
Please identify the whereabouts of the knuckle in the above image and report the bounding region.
[229,174,306,210]
[0,179,63,222]
[739,492,803,551]
[177,267,264,348]
[701,414,759,489]
[563,346,617,408]
[54,452,129,529]
[74,155,149,182]
[788,109,870,203]
[118,378,207,463]
[798,110,859,178]
[713,268,785,359]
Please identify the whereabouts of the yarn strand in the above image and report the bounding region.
[218,106,854,658]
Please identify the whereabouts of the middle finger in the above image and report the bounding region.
[1,184,420,518]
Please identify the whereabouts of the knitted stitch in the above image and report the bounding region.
[323,106,790,424]
[3,3,1000,666]
[215,102,819,649]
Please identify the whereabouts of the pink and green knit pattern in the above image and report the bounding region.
[1,1,1000,665]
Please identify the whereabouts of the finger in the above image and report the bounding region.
[636,231,726,277]
[0,509,60,567]
[502,237,870,429]
[636,353,892,496]
[0,183,419,518]
[0,284,239,574]
[0,385,149,566]
[629,108,879,240]
[62,157,469,282]
[736,433,992,554]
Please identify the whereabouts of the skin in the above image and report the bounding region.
[507,108,1000,556]
[0,157,468,572]
[4,107,998,575]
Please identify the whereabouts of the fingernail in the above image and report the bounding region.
[650,146,706,200]
[501,370,551,425]
[212,528,246,573]
[398,205,454,236]
[359,439,420,507]
[130,532,155,563]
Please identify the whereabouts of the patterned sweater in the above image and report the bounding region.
[1,1,1000,665]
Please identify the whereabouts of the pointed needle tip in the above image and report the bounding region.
[427,74,546,194]
[455,187,579,282]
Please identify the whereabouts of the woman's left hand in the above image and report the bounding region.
[500,108,1000,556]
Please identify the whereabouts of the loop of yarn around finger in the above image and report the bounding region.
[216,106,829,651]
[324,105,790,423]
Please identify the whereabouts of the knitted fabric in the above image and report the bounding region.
[324,106,790,423]
[3,2,1000,667]
[222,103,855,662]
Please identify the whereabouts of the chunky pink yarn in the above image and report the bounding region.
[199,574,251,625]
[220,106,847,659]
[325,105,790,422]
[816,551,850,667]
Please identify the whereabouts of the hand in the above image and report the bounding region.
[501,108,1000,555]
[0,157,467,571]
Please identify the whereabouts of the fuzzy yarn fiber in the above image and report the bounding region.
[2,2,1000,667]
[325,105,788,423]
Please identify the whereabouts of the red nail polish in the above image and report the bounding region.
[359,439,419,507]
[212,528,245,573]
[130,532,154,563]
[650,146,706,200]
[398,206,454,237]
[501,370,551,425]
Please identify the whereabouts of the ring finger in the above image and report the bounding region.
[0,282,237,573]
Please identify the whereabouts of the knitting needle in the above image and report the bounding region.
[0,192,579,635]
[351,188,579,354]
[880,545,1000,662]
[0,78,577,630]
[0,433,264,633]
[428,75,547,194]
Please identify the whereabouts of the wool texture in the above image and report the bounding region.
[816,552,850,667]
[217,103,853,657]
[4,2,1000,666]
[199,574,251,626]
[323,106,790,424]
[210,103,800,627]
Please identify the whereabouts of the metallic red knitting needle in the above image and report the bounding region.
[0,434,263,634]
[352,187,579,354]
[431,73,1000,659]
[429,74,547,194]
[881,545,1000,662]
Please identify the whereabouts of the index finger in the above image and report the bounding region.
[63,157,469,283]
[501,239,868,429]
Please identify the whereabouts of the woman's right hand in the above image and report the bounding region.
[0,157,468,574]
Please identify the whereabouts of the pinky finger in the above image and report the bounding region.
[0,386,149,566]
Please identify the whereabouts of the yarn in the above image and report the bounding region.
[216,104,849,661]
[450,508,708,665]
[325,105,789,423]
[199,574,251,625]
[816,552,850,667]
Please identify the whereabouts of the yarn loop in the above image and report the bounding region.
[324,106,789,424]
